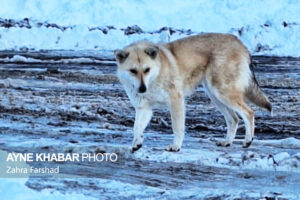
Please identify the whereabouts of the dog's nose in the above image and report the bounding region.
[138,84,147,93]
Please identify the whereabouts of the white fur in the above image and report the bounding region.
[132,107,152,149]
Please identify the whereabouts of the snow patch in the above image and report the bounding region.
[0,150,98,200]
[133,138,300,172]
[0,178,98,200]
[0,54,115,64]
[259,137,300,149]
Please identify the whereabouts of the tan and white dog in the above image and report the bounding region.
[114,33,271,153]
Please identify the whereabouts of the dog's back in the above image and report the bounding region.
[164,33,250,93]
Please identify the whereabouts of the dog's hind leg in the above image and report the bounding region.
[204,84,239,147]
[213,89,254,148]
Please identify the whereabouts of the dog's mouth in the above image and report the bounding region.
[136,89,147,96]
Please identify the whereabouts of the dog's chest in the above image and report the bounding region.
[146,88,169,106]
[124,86,169,108]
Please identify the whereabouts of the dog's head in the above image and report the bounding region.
[114,41,161,94]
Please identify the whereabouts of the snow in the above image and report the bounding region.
[0,150,97,200]
[0,55,112,64]
[0,0,299,56]
[0,178,98,200]
[0,78,103,92]
[260,137,300,149]
[1,135,300,199]
[0,1,300,199]
[133,138,300,172]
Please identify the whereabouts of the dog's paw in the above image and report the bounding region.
[165,144,181,152]
[216,140,231,147]
[242,138,253,148]
[131,144,142,153]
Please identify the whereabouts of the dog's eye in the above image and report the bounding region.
[130,69,138,74]
[144,68,150,73]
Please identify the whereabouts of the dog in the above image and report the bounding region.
[114,33,271,152]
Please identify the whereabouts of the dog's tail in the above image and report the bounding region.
[245,61,272,113]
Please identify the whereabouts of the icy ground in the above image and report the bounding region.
[0,52,299,199]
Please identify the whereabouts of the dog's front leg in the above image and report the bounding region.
[165,92,185,152]
[131,106,153,153]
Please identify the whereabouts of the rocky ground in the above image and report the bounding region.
[0,52,299,199]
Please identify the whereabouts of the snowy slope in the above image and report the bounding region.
[0,0,299,56]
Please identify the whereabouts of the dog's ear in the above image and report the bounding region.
[114,50,129,63]
[144,46,159,59]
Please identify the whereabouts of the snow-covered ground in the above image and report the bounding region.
[1,137,300,199]
[0,1,300,199]
[0,56,299,199]
[0,0,300,56]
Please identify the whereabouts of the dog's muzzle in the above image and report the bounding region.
[138,76,147,93]
[138,82,147,93]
